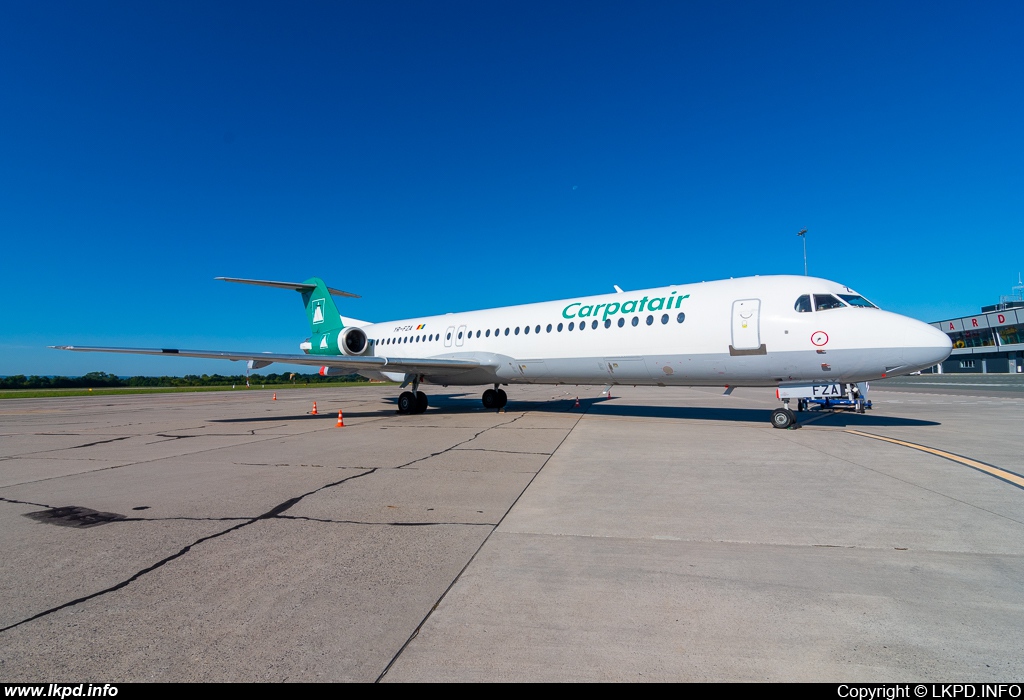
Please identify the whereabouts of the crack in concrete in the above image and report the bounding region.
[0,468,378,634]
[0,496,53,509]
[0,426,330,488]
[155,433,266,439]
[0,408,549,644]
[118,516,252,523]
[393,414,525,470]
[277,515,497,527]
[69,436,132,449]
[453,448,553,455]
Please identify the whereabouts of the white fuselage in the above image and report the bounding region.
[345,275,952,388]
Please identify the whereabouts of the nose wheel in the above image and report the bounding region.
[771,407,797,429]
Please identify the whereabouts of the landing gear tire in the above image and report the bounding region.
[482,389,499,409]
[415,391,428,414]
[496,389,508,408]
[771,408,797,429]
[398,391,416,414]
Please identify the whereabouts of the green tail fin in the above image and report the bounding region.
[301,277,344,334]
[215,276,357,339]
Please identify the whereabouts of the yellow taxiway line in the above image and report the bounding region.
[845,429,1024,490]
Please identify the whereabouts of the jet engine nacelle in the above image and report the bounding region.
[306,327,369,356]
[339,326,368,355]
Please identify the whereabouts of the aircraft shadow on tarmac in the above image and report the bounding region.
[211,394,939,427]
[572,402,939,427]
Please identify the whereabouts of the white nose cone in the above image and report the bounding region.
[903,321,953,372]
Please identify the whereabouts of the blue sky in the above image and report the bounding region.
[2,1,1022,376]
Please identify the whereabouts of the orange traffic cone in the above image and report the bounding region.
[311,401,318,415]
[574,397,580,408]
[272,392,277,401]
[336,409,345,428]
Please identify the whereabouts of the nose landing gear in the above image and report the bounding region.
[771,403,798,429]
[773,382,871,427]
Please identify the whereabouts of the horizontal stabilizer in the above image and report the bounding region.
[216,277,360,299]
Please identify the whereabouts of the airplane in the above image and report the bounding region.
[53,275,953,428]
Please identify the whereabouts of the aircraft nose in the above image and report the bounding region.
[903,320,953,369]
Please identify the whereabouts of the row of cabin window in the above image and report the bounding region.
[374,312,687,346]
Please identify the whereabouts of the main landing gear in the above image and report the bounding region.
[481,385,507,410]
[397,375,429,415]
[398,391,428,414]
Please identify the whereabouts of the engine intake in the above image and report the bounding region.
[340,327,368,355]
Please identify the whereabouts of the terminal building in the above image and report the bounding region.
[926,282,1024,374]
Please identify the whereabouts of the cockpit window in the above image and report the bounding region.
[814,294,846,311]
[838,294,877,309]
[794,295,812,313]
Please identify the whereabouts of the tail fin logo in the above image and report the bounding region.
[312,299,325,325]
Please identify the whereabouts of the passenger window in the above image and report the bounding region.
[568,322,574,331]
[535,325,541,334]
[677,313,685,323]
[486,329,490,337]
[661,314,668,324]
[814,294,846,311]
[591,320,598,330]
[546,324,552,333]
[515,327,520,335]
[632,317,639,327]
[476,330,481,338]
[557,323,563,332]
[524,326,529,334]
[446,333,451,341]
[504,328,510,336]
[604,319,611,328]
[618,318,625,327]
[457,332,463,340]
[646,315,654,325]
[794,295,812,313]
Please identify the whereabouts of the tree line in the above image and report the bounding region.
[0,372,370,390]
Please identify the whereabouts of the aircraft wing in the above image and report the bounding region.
[50,346,484,376]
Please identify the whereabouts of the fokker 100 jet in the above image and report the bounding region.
[54,275,952,428]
